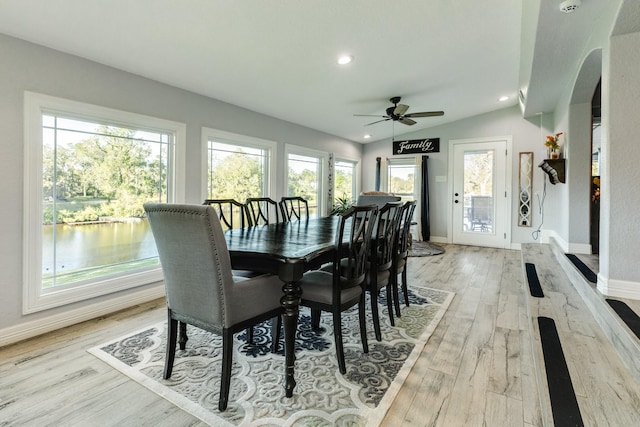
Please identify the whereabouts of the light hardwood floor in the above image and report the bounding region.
[1,244,639,426]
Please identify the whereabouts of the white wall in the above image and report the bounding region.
[606,30,640,286]
[0,33,362,339]
[547,0,640,298]
[362,105,548,245]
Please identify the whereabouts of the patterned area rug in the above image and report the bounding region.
[89,285,453,426]
[408,241,445,257]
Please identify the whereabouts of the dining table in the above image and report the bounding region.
[224,215,340,398]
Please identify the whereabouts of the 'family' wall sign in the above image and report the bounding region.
[393,138,440,155]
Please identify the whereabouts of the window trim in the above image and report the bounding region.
[386,155,419,197]
[333,155,361,202]
[284,144,329,216]
[23,92,186,314]
[201,127,278,201]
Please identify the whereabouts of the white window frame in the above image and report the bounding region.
[284,145,329,216]
[334,156,361,202]
[387,156,419,199]
[201,128,277,201]
[23,92,186,314]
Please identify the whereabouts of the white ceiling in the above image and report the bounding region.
[0,0,609,143]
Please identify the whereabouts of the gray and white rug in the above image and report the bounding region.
[89,285,453,426]
[409,241,445,257]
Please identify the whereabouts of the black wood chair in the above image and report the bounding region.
[203,199,251,230]
[246,197,281,225]
[366,201,404,341]
[294,204,378,374]
[392,201,417,316]
[143,203,284,411]
[279,196,309,222]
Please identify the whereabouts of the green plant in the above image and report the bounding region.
[330,196,354,215]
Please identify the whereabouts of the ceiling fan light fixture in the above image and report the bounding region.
[354,95,444,127]
[337,55,353,65]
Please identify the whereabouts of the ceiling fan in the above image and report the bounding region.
[355,96,444,126]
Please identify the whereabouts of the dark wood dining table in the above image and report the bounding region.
[224,215,339,398]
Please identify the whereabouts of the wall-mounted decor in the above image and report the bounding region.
[538,159,566,184]
[393,138,439,155]
[519,152,533,227]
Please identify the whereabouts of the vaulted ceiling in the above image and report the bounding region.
[0,0,613,143]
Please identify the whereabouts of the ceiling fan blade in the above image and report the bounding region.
[404,111,445,118]
[398,117,417,126]
[393,104,409,115]
[365,118,391,126]
[354,114,388,118]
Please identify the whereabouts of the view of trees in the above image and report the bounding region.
[208,151,263,201]
[464,151,493,196]
[389,173,414,195]
[288,168,318,206]
[43,125,168,224]
[208,148,357,215]
[334,163,354,202]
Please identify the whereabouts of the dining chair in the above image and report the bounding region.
[392,201,417,317]
[279,196,309,222]
[143,203,284,411]
[366,201,404,341]
[203,198,263,343]
[295,204,378,374]
[393,200,416,317]
[245,197,281,225]
[203,199,251,230]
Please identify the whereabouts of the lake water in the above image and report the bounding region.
[42,219,158,275]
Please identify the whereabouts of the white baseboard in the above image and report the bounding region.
[0,285,165,347]
[543,231,568,251]
[568,242,592,254]
[428,236,447,244]
[597,275,640,300]
[544,232,592,255]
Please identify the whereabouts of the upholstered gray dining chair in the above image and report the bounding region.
[366,201,404,341]
[143,203,284,411]
[245,197,281,225]
[295,204,378,374]
[279,196,309,222]
[203,198,263,343]
[392,201,417,316]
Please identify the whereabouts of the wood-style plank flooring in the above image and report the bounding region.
[1,244,639,426]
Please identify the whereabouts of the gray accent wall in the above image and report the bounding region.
[0,33,362,334]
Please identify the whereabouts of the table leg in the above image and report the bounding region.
[281,279,302,398]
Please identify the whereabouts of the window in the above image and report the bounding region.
[24,92,185,313]
[387,158,417,201]
[334,159,358,203]
[203,128,277,201]
[285,146,328,217]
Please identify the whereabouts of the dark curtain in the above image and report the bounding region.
[421,155,430,241]
[375,157,381,191]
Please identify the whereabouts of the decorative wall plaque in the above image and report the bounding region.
[393,138,440,155]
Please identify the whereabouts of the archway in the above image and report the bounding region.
[568,49,602,257]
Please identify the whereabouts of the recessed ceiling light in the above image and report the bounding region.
[363,134,371,139]
[498,96,510,102]
[337,55,353,65]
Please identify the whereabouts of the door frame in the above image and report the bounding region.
[447,136,513,249]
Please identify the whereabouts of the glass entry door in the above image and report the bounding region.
[451,139,510,248]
